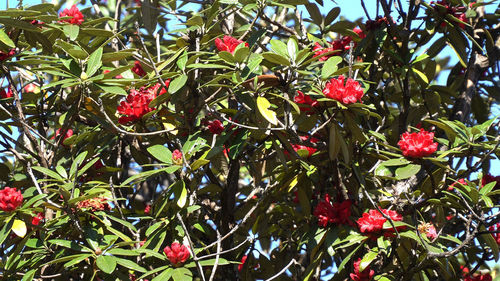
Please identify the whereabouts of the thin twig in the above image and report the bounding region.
[176,213,206,281]
[264,258,299,281]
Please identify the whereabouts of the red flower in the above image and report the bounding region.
[323,75,364,104]
[448,178,466,191]
[164,242,190,266]
[132,60,147,77]
[207,119,224,135]
[313,194,352,227]
[0,49,16,61]
[238,255,248,272]
[357,209,403,238]
[489,223,500,246]
[215,35,249,54]
[418,222,438,240]
[117,87,157,124]
[462,265,493,281]
[350,258,374,281]
[76,197,111,212]
[59,5,84,25]
[294,91,318,112]
[0,187,23,212]
[172,149,183,165]
[0,86,13,98]
[53,128,74,143]
[353,27,366,39]
[291,136,319,157]
[398,129,438,158]
[31,212,44,226]
[313,42,339,61]
[481,173,500,190]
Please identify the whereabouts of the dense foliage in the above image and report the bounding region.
[0,0,499,280]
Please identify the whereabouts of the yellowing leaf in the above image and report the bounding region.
[256,96,278,125]
[12,219,27,238]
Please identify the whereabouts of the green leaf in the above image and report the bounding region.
[287,37,298,61]
[395,164,421,180]
[270,39,289,58]
[70,151,88,180]
[0,218,13,245]
[305,3,323,27]
[324,7,341,26]
[262,52,291,66]
[190,159,210,171]
[63,24,79,41]
[87,47,103,77]
[176,49,188,71]
[218,51,236,64]
[172,180,187,208]
[21,268,36,281]
[48,239,93,252]
[168,75,187,94]
[257,96,278,125]
[359,248,379,272]
[172,267,193,281]
[321,56,342,79]
[147,145,173,164]
[114,257,147,272]
[412,68,429,84]
[337,243,364,273]
[96,255,117,274]
[0,29,15,48]
[32,166,64,181]
[151,268,173,281]
[63,253,92,268]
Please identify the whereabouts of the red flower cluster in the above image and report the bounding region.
[291,136,318,157]
[117,83,168,125]
[398,129,438,158]
[313,28,365,61]
[32,212,44,226]
[418,222,438,240]
[0,86,13,98]
[172,149,183,165]
[132,60,147,77]
[430,0,468,29]
[357,209,403,238]
[481,173,500,190]
[0,49,16,61]
[489,223,500,246]
[0,187,23,212]
[164,242,190,266]
[294,91,319,112]
[59,5,84,25]
[462,267,492,281]
[323,75,364,104]
[215,35,249,54]
[207,119,224,135]
[313,194,352,227]
[350,258,374,281]
[76,197,111,212]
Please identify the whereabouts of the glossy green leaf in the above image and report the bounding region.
[96,255,116,274]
